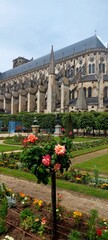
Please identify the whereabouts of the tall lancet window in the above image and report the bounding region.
[88,87,92,97]
[89,64,91,74]
[92,64,95,73]
[83,87,86,97]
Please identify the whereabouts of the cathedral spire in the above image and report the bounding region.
[49,45,55,74]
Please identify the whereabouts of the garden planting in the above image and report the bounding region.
[1,183,108,240]
[0,134,108,239]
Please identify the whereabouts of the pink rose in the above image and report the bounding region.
[54,144,66,155]
[69,131,73,135]
[27,134,38,143]
[54,163,61,171]
[23,138,28,144]
[42,154,51,167]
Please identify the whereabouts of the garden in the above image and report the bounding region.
[1,182,108,240]
[0,132,108,239]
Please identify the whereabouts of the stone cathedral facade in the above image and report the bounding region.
[0,35,108,114]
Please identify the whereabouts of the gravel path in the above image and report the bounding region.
[72,148,108,165]
[0,172,108,219]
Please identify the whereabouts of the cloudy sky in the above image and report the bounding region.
[0,0,108,72]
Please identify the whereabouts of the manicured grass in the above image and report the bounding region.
[0,144,22,152]
[72,144,108,157]
[56,179,108,199]
[0,167,36,181]
[73,137,100,142]
[1,167,108,200]
[73,153,108,174]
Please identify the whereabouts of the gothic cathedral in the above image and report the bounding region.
[0,35,108,114]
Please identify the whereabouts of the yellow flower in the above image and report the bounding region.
[76,177,81,181]
[38,200,43,207]
[8,188,12,192]
[73,211,82,218]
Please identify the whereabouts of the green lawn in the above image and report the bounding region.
[74,153,108,174]
[0,144,22,152]
[72,144,108,157]
[73,137,100,142]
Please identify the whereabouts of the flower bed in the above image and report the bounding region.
[1,185,108,240]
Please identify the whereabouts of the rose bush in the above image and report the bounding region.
[20,134,71,185]
[20,133,72,239]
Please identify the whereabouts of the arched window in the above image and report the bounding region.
[83,87,86,97]
[88,87,92,97]
[102,63,105,73]
[92,64,95,73]
[99,63,106,73]
[89,64,91,74]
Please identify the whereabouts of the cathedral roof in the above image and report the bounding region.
[0,35,106,80]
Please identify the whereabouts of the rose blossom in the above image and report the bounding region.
[69,131,73,135]
[41,217,47,225]
[23,138,28,144]
[54,144,66,155]
[27,134,38,143]
[42,154,51,167]
[54,163,61,171]
[96,228,102,236]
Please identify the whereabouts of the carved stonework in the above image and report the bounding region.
[18,89,27,96]
[12,91,18,98]
[5,93,11,99]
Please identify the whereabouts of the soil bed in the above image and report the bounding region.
[0,198,88,240]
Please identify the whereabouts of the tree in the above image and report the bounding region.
[96,113,108,137]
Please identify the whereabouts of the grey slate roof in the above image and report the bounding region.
[0,35,106,81]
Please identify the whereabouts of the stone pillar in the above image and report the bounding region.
[0,94,4,110]
[11,96,19,114]
[11,92,19,114]
[37,85,45,113]
[47,45,56,113]
[98,72,104,111]
[47,75,56,112]
[31,117,39,136]
[11,95,14,114]
[27,92,36,112]
[19,91,27,113]
[85,54,88,75]
[31,125,39,136]
[4,93,11,113]
[61,77,69,112]
[96,52,99,76]
[3,96,6,111]
[54,124,62,136]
